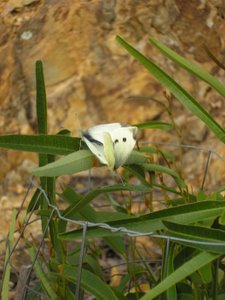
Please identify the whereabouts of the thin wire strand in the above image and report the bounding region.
[141,141,225,163]
[75,222,88,300]
[201,150,212,190]
[22,208,55,298]
[23,283,51,300]
[162,238,170,280]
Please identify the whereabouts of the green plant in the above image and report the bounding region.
[0,36,225,300]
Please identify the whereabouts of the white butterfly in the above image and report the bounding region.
[81,123,138,170]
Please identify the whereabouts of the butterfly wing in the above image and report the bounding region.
[110,126,138,169]
[81,123,122,169]
[86,123,122,143]
[103,132,115,170]
[81,123,138,170]
[81,133,108,165]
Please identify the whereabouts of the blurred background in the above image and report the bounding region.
[1,0,225,241]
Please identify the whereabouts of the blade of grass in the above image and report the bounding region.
[162,242,177,300]
[1,209,16,300]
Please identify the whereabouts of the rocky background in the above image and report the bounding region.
[1,0,225,238]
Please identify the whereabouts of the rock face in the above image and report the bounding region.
[0,0,225,196]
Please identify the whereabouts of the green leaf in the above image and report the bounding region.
[33,149,94,176]
[0,134,80,154]
[35,60,64,260]
[135,121,173,131]
[163,220,225,253]
[36,60,47,134]
[116,36,225,144]
[140,252,219,300]
[36,60,48,183]
[61,264,119,300]
[59,201,225,240]
[162,242,177,300]
[149,38,225,99]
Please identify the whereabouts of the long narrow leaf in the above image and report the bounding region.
[140,252,219,300]
[150,38,225,99]
[163,242,177,300]
[35,61,57,249]
[116,36,225,143]
[36,60,47,134]
[135,121,173,130]
[36,60,48,176]
[32,149,95,176]
[163,220,225,253]
[0,134,80,154]
[59,200,225,240]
